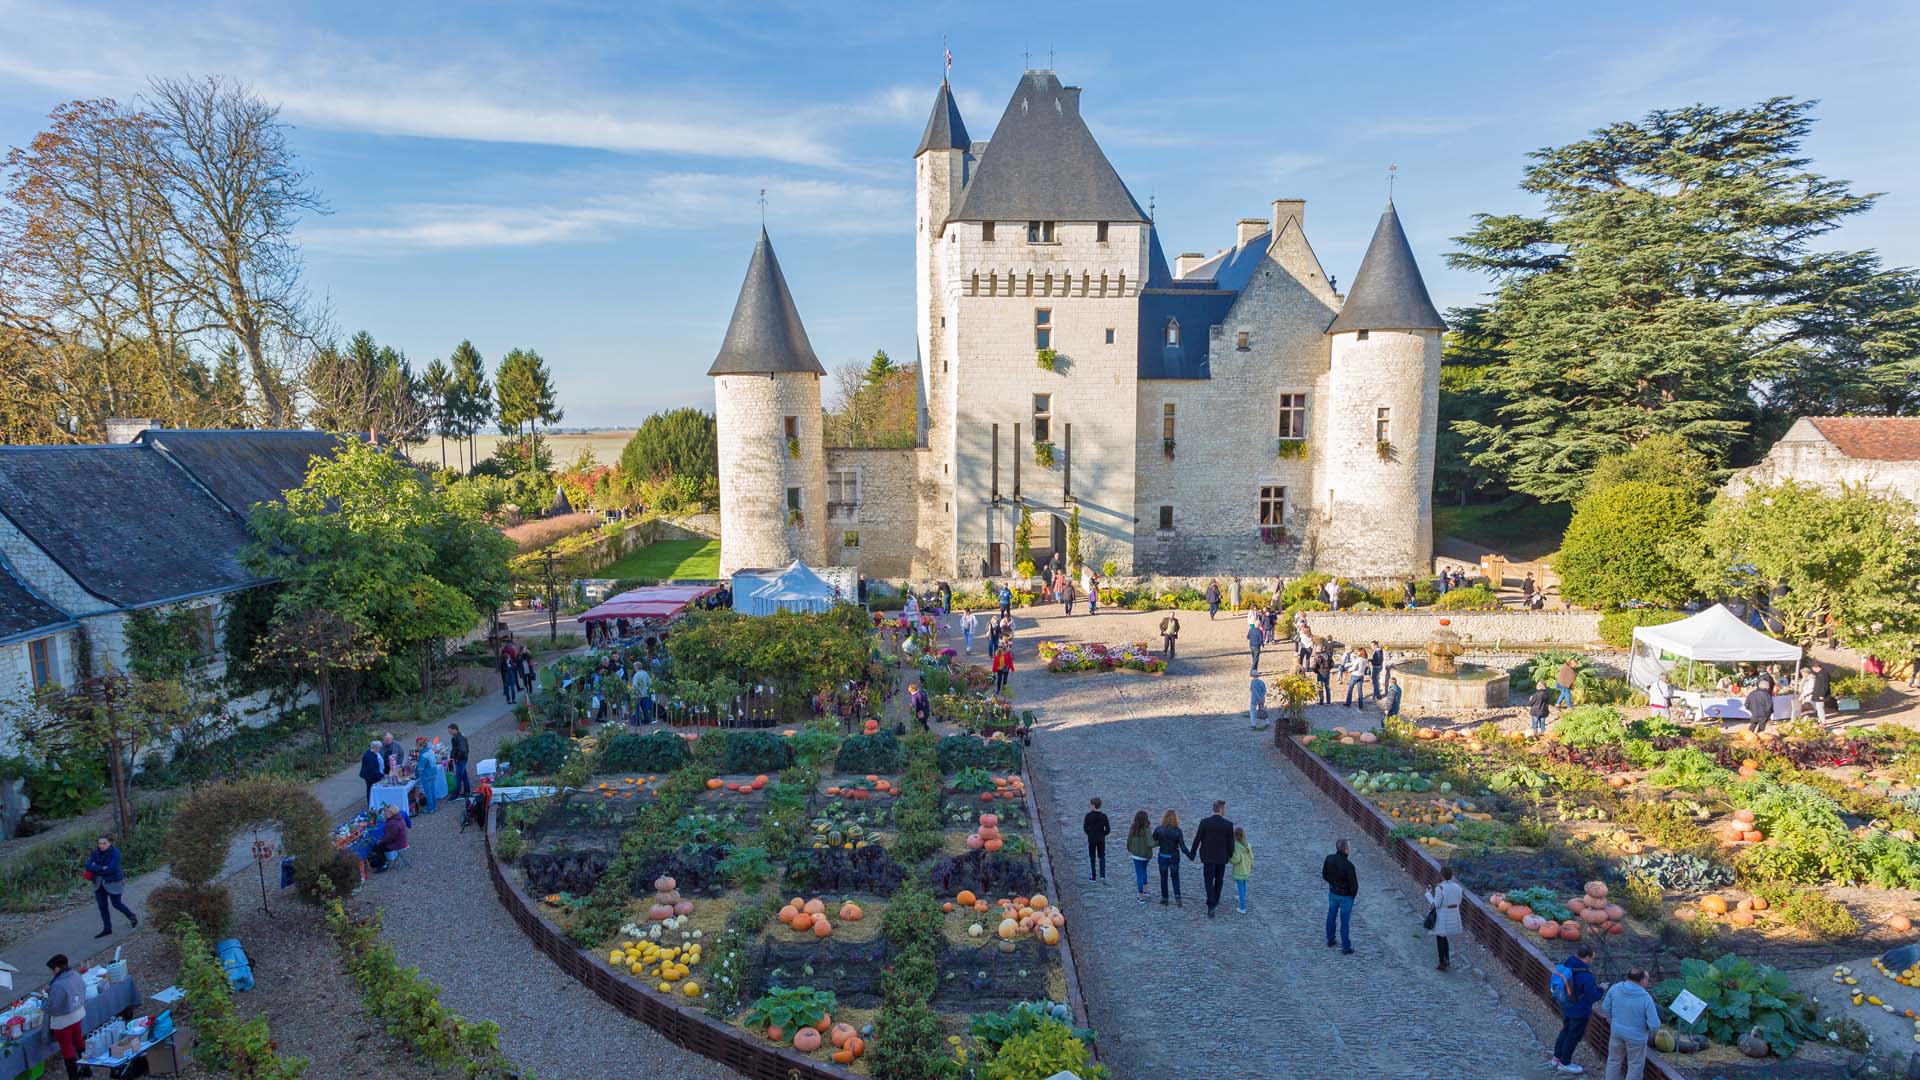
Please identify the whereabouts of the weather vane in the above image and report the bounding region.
[758,188,767,225]
[1388,163,1399,199]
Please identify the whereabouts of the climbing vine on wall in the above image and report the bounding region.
[126,606,212,681]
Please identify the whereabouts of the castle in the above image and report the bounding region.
[710,68,1446,582]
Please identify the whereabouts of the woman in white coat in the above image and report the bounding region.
[1426,865,1465,971]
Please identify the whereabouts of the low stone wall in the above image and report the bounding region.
[1301,610,1600,648]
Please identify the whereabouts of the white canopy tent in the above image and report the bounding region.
[1627,604,1803,695]
[736,560,838,616]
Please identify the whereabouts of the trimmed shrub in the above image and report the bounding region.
[505,730,570,774]
[835,733,905,774]
[936,734,1023,773]
[1555,481,1700,609]
[722,729,795,773]
[597,731,689,773]
[1432,585,1501,611]
[1597,607,1686,648]
[149,778,356,936]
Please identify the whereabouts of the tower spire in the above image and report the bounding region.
[1326,202,1445,335]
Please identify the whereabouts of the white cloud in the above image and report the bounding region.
[1266,152,1326,176]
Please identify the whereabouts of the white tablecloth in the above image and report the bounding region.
[368,779,416,813]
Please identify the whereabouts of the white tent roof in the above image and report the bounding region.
[1631,604,1803,663]
[738,560,837,615]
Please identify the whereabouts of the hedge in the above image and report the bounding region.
[1598,608,1686,648]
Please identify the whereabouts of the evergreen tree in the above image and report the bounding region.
[1449,98,1920,502]
[448,340,491,471]
[422,357,453,469]
[620,407,717,485]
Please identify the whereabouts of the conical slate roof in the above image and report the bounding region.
[914,79,970,156]
[951,71,1148,223]
[549,484,573,516]
[1326,201,1446,334]
[707,228,825,376]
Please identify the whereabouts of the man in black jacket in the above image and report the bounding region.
[1744,681,1774,734]
[1190,800,1236,917]
[1322,838,1358,953]
[447,723,471,799]
[359,740,385,803]
[1082,798,1110,882]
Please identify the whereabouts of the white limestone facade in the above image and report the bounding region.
[714,372,828,575]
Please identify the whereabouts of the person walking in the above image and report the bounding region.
[1229,827,1254,914]
[1249,675,1268,729]
[1369,641,1386,699]
[1549,942,1604,1074]
[1323,576,1341,610]
[1425,865,1464,971]
[1087,573,1101,614]
[1599,967,1663,1080]
[1743,679,1773,735]
[1808,661,1831,726]
[1529,683,1553,737]
[447,723,471,799]
[1322,838,1358,953]
[1246,620,1265,675]
[1190,801,1236,918]
[1295,621,1314,669]
[1383,675,1402,720]
[992,644,1013,694]
[1159,610,1181,661]
[1313,646,1333,705]
[910,683,931,731]
[1342,647,1369,707]
[1151,810,1186,907]
[1125,811,1153,904]
[998,582,1013,617]
[85,834,138,937]
[1556,659,1577,707]
[1522,572,1537,607]
[1061,577,1076,616]
[1083,798,1110,883]
[517,649,535,694]
[44,954,87,1080]
[1205,580,1222,620]
[1403,579,1418,609]
[497,642,519,703]
[960,608,977,654]
[359,738,386,803]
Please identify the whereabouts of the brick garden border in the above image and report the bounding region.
[482,748,1093,1079]
[1273,732,1685,1080]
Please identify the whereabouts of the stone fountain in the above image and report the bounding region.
[1393,620,1510,711]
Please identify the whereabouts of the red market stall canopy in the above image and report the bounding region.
[576,584,719,625]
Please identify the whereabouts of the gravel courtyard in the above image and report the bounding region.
[1008,603,1565,1080]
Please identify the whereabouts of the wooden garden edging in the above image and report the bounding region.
[1274,734,1685,1080]
[484,807,859,1080]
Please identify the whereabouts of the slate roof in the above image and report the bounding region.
[1177,232,1273,294]
[914,79,971,156]
[1326,201,1446,334]
[549,484,574,516]
[950,71,1148,224]
[707,229,825,377]
[0,554,74,646]
[1805,417,1920,462]
[1137,288,1237,380]
[141,429,344,518]
[0,445,263,608]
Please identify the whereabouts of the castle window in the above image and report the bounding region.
[786,486,802,511]
[983,221,995,242]
[28,636,53,690]
[1356,329,1370,341]
[828,470,859,520]
[1104,328,1115,345]
[1034,309,1052,350]
[1162,403,1176,442]
[1236,331,1250,351]
[1032,393,1052,443]
[1165,319,1180,347]
[1158,505,1174,531]
[1259,486,1286,526]
[783,415,798,440]
[1376,407,1392,444]
[1097,221,1109,244]
[1027,220,1055,243]
[1278,394,1307,440]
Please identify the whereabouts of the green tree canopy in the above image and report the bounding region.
[447,339,491,470]
[1448,97,1920,502]
[1677,480,1920,656]
[620,407,717,484]
[1554,481,1702,610]
[1586,433,1714,502]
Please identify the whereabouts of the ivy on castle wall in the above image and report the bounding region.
[125,606,213,682]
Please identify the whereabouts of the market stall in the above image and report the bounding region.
[0,964,146,1078]
[576,584,719,636]
[735,561,837,616]
[1627,604,1804,719]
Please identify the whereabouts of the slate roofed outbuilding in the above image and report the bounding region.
[0,444,263,609]
[707,228,826,377]
[141,429,346,519]
[1137,288,1237,380]
[950,71,1149,224]
[1326,201,1446,335]
[0,554,74,647]
[915,79,971,156]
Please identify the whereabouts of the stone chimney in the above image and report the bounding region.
[1271,199,1305,233]
[1237,218,1270,247]
[1175,252,1208,278]
[103,418,155,444]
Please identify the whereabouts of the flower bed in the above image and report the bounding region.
[1035,640,1166,674]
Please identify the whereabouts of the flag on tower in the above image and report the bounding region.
[945,47,952,73]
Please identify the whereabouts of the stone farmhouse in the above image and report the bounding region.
[0,428,345,746]
[711,68,1447,582]
[1728,416,1920,516]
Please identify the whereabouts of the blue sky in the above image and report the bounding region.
[3,1,1916,428]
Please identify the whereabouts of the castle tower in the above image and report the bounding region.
[709,229,828,576]
[1320,201,1445,576]
[913,80,971,573]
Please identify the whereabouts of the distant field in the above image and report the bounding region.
[408,430,636,469]
[596,538,721,581]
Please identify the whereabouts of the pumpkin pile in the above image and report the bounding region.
[1491,882,1627,941]
[1337,731,1380,745]
[647,875,693,923]
[609,936,703,997]
[952,889,1064,949]
[1674,892,1770,927]
[977,774,1025,803]
[825,775,898,800]
[779,896,864,938]
[782,1013,869,1063]
[595,776,652,799]
[967,812,1008,852]
[1721,807,1764,844]
[705,774,769,795]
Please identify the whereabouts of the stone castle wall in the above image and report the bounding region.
[1316,329,1440,576]
[1298,609,1601,648]
[1728,437,1920,518]
[714,372,827,575]
[824,447,922,578]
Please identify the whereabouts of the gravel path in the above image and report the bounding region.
[355,722,741,1080]
[1010,605,1562,1080]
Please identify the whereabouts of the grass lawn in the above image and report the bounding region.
[595,538,721,580]
[1434,495,1571,561]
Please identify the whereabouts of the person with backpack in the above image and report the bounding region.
[1313,647,1334,705]
[1529,683,1553,737]
[1549,942,1604,1074]
[1125,811,1154,904]
[1424,865,1463,971]
[1082,797,1110,883]
[1229,827,1254,914]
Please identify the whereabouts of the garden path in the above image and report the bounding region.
[1007,604,1563,1079]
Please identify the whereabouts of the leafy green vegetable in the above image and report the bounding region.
[1502,886,1571,922]
[1654,953,1818,1054]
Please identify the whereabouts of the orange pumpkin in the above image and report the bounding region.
[984,837,1004,852]
[1538,921,1560,940]
[1729,910,1754,927]
[826,786,841,796]
[1029,893,1048,909]
[814,1014,833,1033]
[830,1023,856,1048]
[942,902,954,913]
[790,911,813,931]
[804,898,826,915]
[1606,922,1625,935]
[779,904,798,925]
[812,917,833,937]
[1505,904,1532,922]
[1890,914,1913,932]
[833,1049,855,1064]
[793,1027,822,1052]
[840,902,863,922]
[980,792,996,803]
[845,1036,865,1057]
[706,778,724,790]
[767,1025,785,1043]
[980,814,1000,828]
[1700,895,1729,915]
[1558,922,1581,942]
[1749,897,1769,912]
[956,889,977,907]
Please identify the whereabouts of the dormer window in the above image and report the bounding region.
[1027,220,1055,243]
[1165,319,1180,347]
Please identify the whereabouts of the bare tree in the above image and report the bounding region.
[139,76,325,427]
